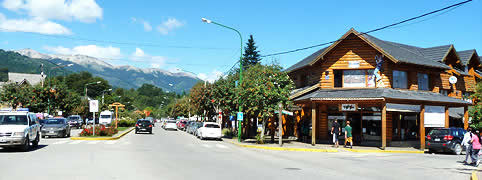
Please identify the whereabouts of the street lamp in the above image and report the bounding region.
[47,63,74,115]
[84,81,101,100]
[202,17,243,142]
[102,88,112,104]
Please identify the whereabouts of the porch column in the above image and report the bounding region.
[420,105,425,150]
[311,102,317,146]
[445,106,449,128]
[381,102,387,150]
[464,106,469,130]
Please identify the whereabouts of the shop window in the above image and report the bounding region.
[343,70,366,88]
[334,70,343,88]
[393,70,408,89]
[417,73,429,91]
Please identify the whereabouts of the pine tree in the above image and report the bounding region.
[242,35,261,69]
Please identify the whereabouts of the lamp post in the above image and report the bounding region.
[84,81,102,100]
[47,63,74,115]
[102,89,112,104]
[202,17,243,142]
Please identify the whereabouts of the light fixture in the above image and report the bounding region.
[201,18,212,24]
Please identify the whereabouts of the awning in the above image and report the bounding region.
[386,103,421,112]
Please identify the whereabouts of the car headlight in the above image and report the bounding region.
[13,132,25,137]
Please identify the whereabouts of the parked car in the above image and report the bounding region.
[135,119,152,134]
[67,115,83,129]
[190,122,203,135]
[187,121,198,134]
[426,127,466,155]
[164,120,177,130]
[196,122,222,140]
[177,120,187,130]
[41,118,71,138]
[0,109,41,151]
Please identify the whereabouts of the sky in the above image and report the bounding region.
[0,0,480,82]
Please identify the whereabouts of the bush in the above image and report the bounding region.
[118,119,136,127]
[80,125,119,136]
[255,132,264,144]
[222,128,234,138]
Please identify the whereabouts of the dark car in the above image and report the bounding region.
[135,119,153,134]
[427,127,466,155]
[67,115,83,129]
[41,118,71,138]
[39,119,46,128]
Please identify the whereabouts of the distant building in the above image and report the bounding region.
[0,72,45,87]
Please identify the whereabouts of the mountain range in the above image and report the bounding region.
[9,49,200,93]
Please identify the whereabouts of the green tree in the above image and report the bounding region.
[470,82,482,129]
[189,82,215,120]
[242,35,261,69]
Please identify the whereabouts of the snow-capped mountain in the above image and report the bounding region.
[13,49,199,93]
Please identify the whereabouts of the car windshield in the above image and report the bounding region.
[205,124,220,128]
[168,120,176,123]
[100,115,111,118]
[68,116,79,120]
[429,129,449,136]
[45,119,66,124]
[138,120,150,124]
[0,115,28,125]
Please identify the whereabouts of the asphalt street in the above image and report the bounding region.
[0,124,477,180]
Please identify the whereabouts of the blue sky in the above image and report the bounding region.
[0,0,480,82]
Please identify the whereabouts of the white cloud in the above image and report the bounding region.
[0,13,71,35]
[2,0,102,23]
[44,45,122,59]
[131,47,166,68]
[197,70,223,83]
[131,17,152,32]
[157,18,184,35]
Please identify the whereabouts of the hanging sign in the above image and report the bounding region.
[340,104,357,111]
[449,76,457,84]
[348,61,360,68]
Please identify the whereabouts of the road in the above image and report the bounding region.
[0,124,476,180]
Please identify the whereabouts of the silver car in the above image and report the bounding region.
[41,118,71,138]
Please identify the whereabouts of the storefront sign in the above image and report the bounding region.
[424,105,445,127]
[340,104,357,111]
[386,103,421,112]
[348,61,360,68]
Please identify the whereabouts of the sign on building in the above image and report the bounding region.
[340,104,357,111]
[424,105,445,127]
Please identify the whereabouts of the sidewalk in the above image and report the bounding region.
[224,138,424,154]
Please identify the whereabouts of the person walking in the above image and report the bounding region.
[344,121,353,149]
[470,130,481,167]
[331,119,341,148]
[462,127,473,164]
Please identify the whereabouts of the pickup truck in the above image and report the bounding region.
[0,109,41,151]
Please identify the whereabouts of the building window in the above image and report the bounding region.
[417,73,429,91]
[393,70,408,89]
[334,70,343,88]
[440,89,448,96]
[343,70,366,88]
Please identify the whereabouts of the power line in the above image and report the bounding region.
[261,0,473,57]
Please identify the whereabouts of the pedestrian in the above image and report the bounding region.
[470,130,481,167]
[344,120,353,149]
[331,119,341,148]
[462,127,473,164]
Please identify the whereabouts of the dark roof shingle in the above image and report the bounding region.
[457,50,476,65]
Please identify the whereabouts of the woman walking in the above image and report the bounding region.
[470,130,481,167]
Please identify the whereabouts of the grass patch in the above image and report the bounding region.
[117,127,129,131]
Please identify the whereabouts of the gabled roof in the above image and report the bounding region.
[457,50,476,65]
[285,28,452,72]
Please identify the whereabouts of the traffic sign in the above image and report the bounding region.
[89,100,99,112]
[237,112,243,121]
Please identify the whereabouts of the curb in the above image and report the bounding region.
[343,148,425,154]
[226,141,338,152]
[70,127,135,140]
[472,170,478,180]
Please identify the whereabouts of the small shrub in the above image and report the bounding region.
[255,133,264,144]
[222,128,234,138]
[118,119,136,127]
[80,125,119,136]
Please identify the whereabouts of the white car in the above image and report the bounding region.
[196,122,222,140]
[164,120,177,130]
[0,109,41,151]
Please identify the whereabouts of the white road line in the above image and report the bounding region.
[215,144,228,149]
[87,141,99,144]
[52,141,69,145]
[105,141,118,145]
[202,144,212,148]
[69,140,84,144]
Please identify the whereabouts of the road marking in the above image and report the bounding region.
[52,141,69,145]
[69,140,84,144]
[87,141,99,144]
[216,144,228,149]
[105,141,118,145]
[202,144,212,148]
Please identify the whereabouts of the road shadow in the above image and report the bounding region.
[0,144,48,153]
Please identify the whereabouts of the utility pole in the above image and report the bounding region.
[278,103,283,146]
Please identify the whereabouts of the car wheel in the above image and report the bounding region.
[32,133,39,148]
[20,135,30,152]
[453,143,462,155]
[135,130,138,134]
[41,135,45,139]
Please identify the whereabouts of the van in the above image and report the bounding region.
[99,111,113,125]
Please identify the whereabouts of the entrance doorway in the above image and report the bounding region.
[346,113,362,145]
